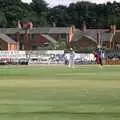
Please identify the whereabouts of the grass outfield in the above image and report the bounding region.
[0,65,120,120]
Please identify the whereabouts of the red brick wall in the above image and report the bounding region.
[8,33,69,50]
[49,34,60,41]
[8,44,17,50]
[76,36,97,52]
[31,33,47,46]
[0,39,17,50]
[0,39,8,50]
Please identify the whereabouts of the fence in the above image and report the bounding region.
[0,50,120,65]
[104,50,120,65]
[105,59,120,65]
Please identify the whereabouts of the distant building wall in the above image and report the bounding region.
[8,44,17,50]
[76,36,97,52]
[49,34,60,41]
[0,38,17,50]
[0,39,8,50]
[31,33,47,48]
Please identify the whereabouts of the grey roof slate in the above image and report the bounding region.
[0,28,19,34]
[42,34,58,44]
[72,29,112,42]
[49,27,70,34]
[101,32,113,42]
[0,27,70,34]
[0,27,115,43]
[31,28,50,34]
[72,29,83,41]
[0,34,16,44]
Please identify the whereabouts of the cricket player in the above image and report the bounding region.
[64,53,69,66]
[93,51,103,68]
[69,48,75,68]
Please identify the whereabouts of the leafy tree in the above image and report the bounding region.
[31,0,48,14]
[30,0,48,26]
[0,0,34,27]
[0,0,120,28]
[0,11,7,27]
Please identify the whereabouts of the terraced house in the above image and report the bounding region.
[0,34,17,50]
[0,23,119,52]
[72,24,119,52]
[0,26,74,50]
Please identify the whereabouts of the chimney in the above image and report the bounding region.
[71,25,75,33]
[82,21,87,32]
[110,25,116,35]
[97,32,101,47]
[17,20,21,29]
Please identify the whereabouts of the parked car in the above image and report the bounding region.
[10,58,19,65]
[0,58,10,65]
[19,58,29,65]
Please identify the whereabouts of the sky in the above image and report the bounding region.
[22,0,120,7]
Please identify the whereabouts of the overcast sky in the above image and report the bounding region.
[22,0,120,7]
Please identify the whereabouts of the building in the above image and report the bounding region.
[71,24,118,52]
[0,24,119,51]
[0,34,17,50]
[0,26,74,50]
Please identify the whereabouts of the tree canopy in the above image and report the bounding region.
[0,0,120,28]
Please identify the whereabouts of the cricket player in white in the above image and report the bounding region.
[69,48,75,68]
[64,53,69,66]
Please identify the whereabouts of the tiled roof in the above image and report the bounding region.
[0,27,70,34]
[0,28,19,34]
[112,31,120,42]
[101,32,113,42]
[42,34,58,44]
[72,29,83,41]
[0,34,16,44]
[72,29,112,42]
[49,27,70,33]
[85,29,109,41]
[31,28,50,34]
[29,27,70,34]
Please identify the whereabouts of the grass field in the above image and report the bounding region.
[0,65,120,120]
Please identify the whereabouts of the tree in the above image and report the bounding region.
[31,0,48,14]
[0,0,120,28]
[0,0,34,27]
[31,0,48,26]
[47,5,69,27]
[0,11,7,27]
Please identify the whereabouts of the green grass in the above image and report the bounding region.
[0,65,120,120]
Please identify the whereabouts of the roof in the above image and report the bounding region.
[48,27,70,34]
[84,29,109,41]
[31,27,70,34]
[0,27,118,43]
[0,34,16,44]
[72,29,83,41]
[101,32,113,42]
[0,27,70,34]
[0,28,20,34]
[72,28,113,42]
[112,31,120,42]
[42,34,58,44]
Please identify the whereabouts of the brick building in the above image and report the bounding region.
[0,26,74,50]
[71,24,118,52]
[0,34,17,50]
[0,24,119,51]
